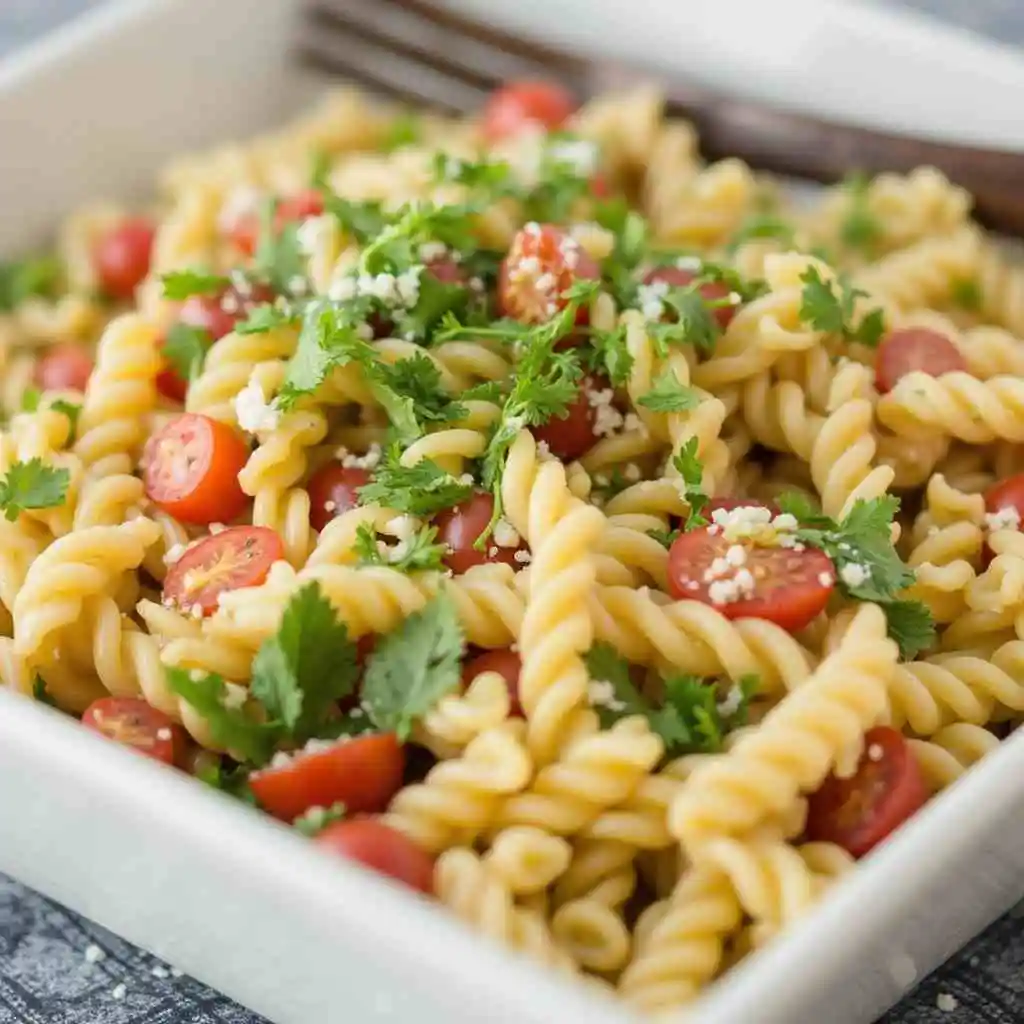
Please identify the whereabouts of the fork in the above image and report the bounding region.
[298,0,1024,234]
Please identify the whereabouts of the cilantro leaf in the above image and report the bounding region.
[361,592,465,740]
[839,172,882,253]
[293,801,347,836]
[432,153,515,195]
[356,450,474,517]
[672,438,709,528]
[366,353,466,441]
[321,196,388,245]
[647,526,681,549]
[162,323,211,386]
[637,369,701,413]
[250,581,360,742]
[661,673,756,754]
[799,266,886,348]
[0,459,70,521]
[20,388,40,412]
[0,255,62,311]
[254,199,307,293]
[879,599,936,661]
[161,269,229,301]
[383,112,421,152]
[585,323,633,387]
[353,521,448,573]
[234,302,300,335]
[951,277,981,312]
[652,284,722,356]
[726,213,797,254]
[167,669,282,766]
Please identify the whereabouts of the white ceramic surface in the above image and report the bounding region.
[2,2,1024,1022]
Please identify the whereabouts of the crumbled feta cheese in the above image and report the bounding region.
[839,562,871,588]
[817,571,834,587]
[221,682,248,711]
[936,994,958,1013]
[220,291,241,315]
[217,185,262,233]
[457,473,475,485]
[676,255,703,272]
[189,669,205,683]
[170,967,184,979]
[234,376,280,434]
[84,944,106,964]
[395,266,422,307]
[588,679,627,711]
[287,274,309,296]
[111,984,127,1000]
[867,743,883,762]
[492,517,520,549]
[340,444,382,470]
[151,965,170,979]
[418,240,448,263]
[623,463,642,482]
[587,386,625,438]
[637,280,669,322]
[328,275,358,302]
[209,522,227,535]
[296,214,332,256]
[156,728,173,741]
[985,506,1021,532]
[513,549,532,565]
[728,291,742,305]
[717,684,743,718]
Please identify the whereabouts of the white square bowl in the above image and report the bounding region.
[2,3,1024,1022]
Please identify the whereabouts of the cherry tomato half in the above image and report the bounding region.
[163,525,284,616]
[667,527,835,632]
[82,696,185,767]
[434,492,526,575]
[806,726,927,858]
[315,817,434,894]
[498,223,599,326]
[143,413,249,524]
[481,81,576,143]
[531,377,600,461]
[874,328,966,394]
[251,732,405,823]
[462,648,523,717]
[307,463,371,533]
[642,265,738,331]
[229,189,325,257]
[93,217,156,300]
[34,343,93,392]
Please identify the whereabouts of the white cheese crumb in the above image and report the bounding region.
[817,571,834,587]
[985,506,1021,532]
[867,743,883,762]
[492,517,521,549]
[234,375,280,434]
[547,138,599,176]
[296,214,332,257]
[84,944,106,964]
[588,679,626,711]
[209,522,227,535]
[717,683,743,718]
[220,682,248,711]
[637,280,669,322]
[151,965,170,979]
[623,463,642,482]
[111,984,127,1000]
[839,563,871,588]
[418,240,448,263]
[513,549,532,565]
[170,967,184,978]
[587,386,624,438]
[341,444,382,470]
[156,728,173,741]
[936,994,958,1013]
[287,274,309,296]
[676,255,703,272]
[217,185,262,233]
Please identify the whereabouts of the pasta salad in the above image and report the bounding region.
[1,79,1023,1014]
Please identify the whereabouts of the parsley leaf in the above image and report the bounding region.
[234,302,300,335]
[672,438,709,528]
[353,521,448,573]
[20,388,40,412]
[649,283,725,357]
[361,592,465,740]
[0,255,62,311]
[0,459,69,521]
[637,369,701,413]
[799,266,886,347]
[383,112,421,152]
[162,323,211,386]
[648,526,681,549]
[838,172,882,253]
[249,582,360,743]
[294,801,347,836]
[661,673,757,754]
[321,196,388,245]
[357,450,474,517]
[167,669,282,766]
[367,353,466,441]
[161,269,229,301]
[777,493,936,658]
[585,323,633,387]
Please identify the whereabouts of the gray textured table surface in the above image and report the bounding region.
[2,2,1024,1022]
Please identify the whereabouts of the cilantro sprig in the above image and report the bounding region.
[357,448,474,517]
[585,644,757,755]
[353,521,449,573]
[161,269,229,301]
[162,323,211,387]
[799,266,886,348]
[777,493,936,659]
[0,459,70,521]
[838,172,882,253]
[672,438,709,528]
[0,254,62,311]
[725,213,797,254]
[637,369,701,413]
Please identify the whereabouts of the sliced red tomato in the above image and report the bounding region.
[314,817,434,894]
[307,463,371,533]
[531,377,600,461]
[93,217,156,299]
[82,696,185,767]
[481,81,576,143]
[874,328,966,394]
[667,527,835,632]
[143,413,249,524]
[462,648,523,717]
[229,189,325,257]
[34,343,93,392]
[643,265,738,330]
[981,474,1024,566]
[425,257,466,287]
[434,491,526,575]
[251,732,404,823]
[806,726,928,858]
[163,525,283,615]
[498,223,599,326]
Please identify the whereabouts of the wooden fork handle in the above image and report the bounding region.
[675,94,1024,234]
